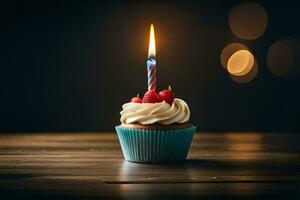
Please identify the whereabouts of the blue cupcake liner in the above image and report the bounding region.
[115,125,196,163]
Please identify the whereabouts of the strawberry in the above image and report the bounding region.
[131,94,142,103]
[142,90,162,103]
[158,86,175,105]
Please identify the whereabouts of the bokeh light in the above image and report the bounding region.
[220,43,249,69]
[229,2,268,40]
[267,39,300,77]
[227,50,254,76]
[221,43,258,83]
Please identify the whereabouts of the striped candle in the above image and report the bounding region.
[147,24,157,91]
[147,58,156,91]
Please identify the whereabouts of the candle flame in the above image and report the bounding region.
[148,24,156,58]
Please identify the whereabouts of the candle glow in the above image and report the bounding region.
[147,24,157,91]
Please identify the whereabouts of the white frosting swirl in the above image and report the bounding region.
[120,98,190,125]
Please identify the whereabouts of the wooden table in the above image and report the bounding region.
[0,132,299,199]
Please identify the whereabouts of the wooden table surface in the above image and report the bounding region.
[0,132,299,199]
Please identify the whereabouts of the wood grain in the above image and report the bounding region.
[0,132,299,199]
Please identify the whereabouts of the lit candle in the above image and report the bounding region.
[147,24,157,91]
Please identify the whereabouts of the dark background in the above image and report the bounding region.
[1,0,300,133]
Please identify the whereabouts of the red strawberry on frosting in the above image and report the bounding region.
[159,86,175,105]
[131,94,142,103]
[142,90,162,103]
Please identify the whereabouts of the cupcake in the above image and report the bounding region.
[115,88,196,163]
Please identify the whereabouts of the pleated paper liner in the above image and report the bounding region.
[115,126,196,163]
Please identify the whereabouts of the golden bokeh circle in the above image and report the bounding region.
[229,2,268,40]
[227,50,254,76]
